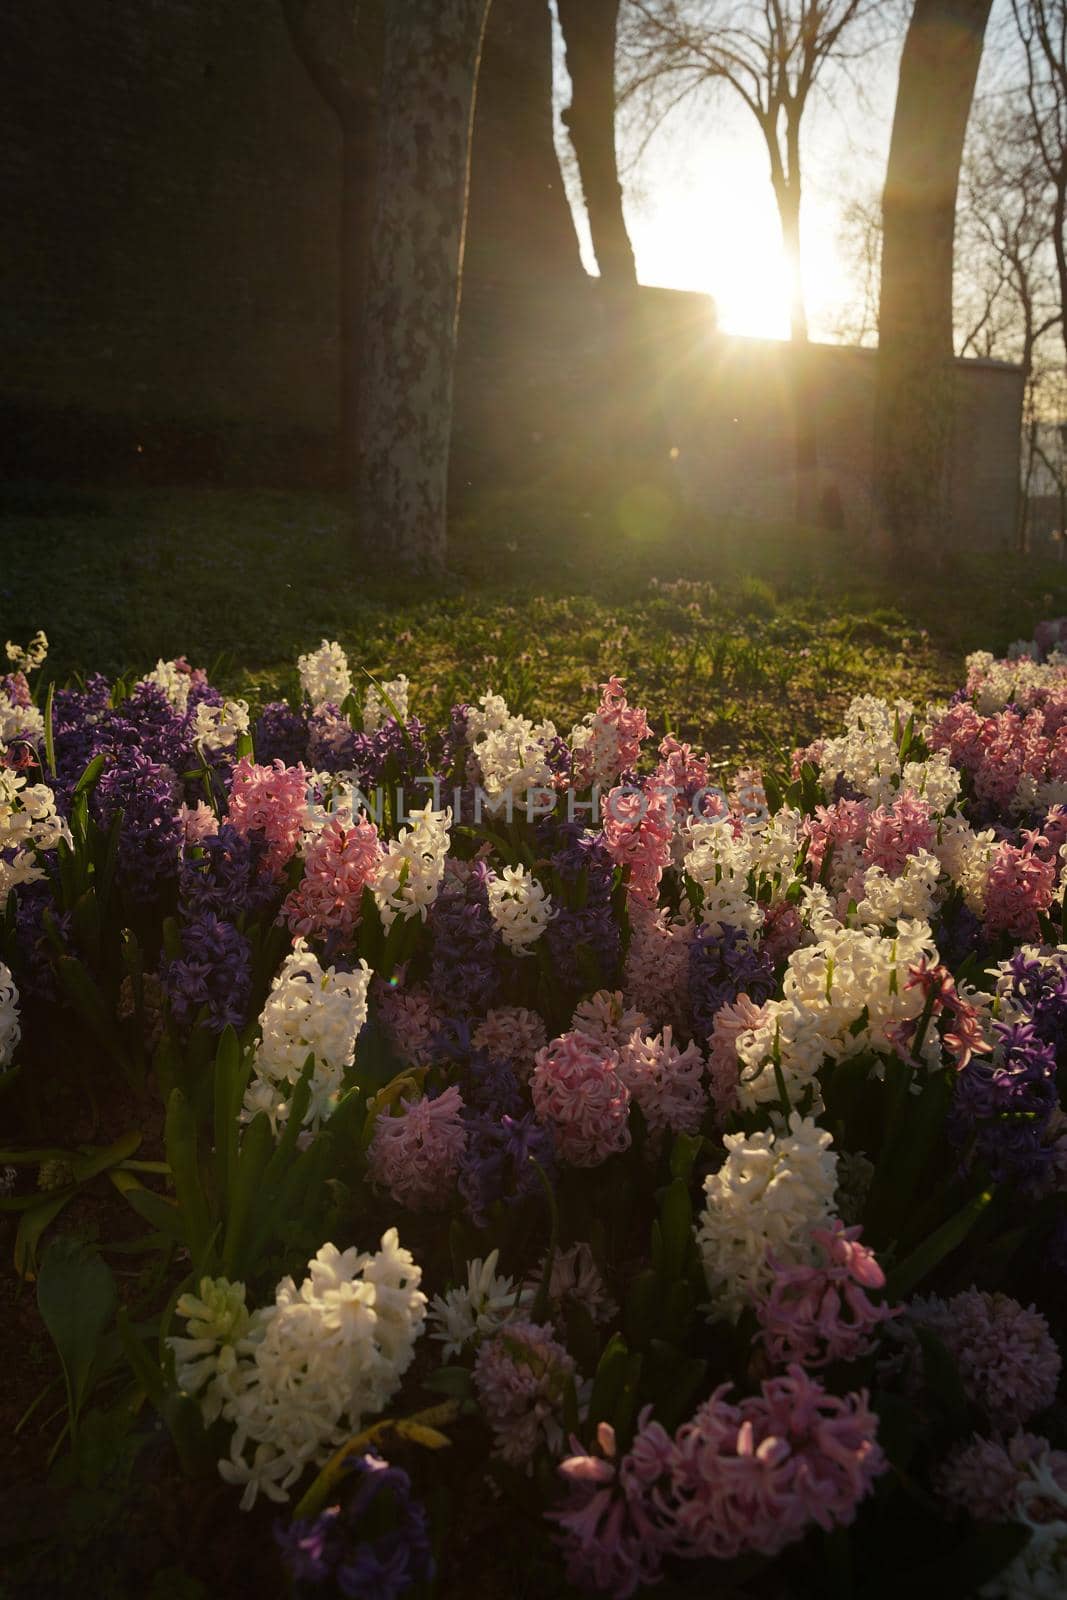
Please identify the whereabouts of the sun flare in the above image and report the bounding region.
[632,182,863,345]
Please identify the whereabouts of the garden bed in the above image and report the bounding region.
[4,580,1067,1597]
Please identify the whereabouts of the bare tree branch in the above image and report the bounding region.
[1011,1,1067,367]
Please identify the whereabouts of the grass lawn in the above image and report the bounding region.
[3,480,1066,768]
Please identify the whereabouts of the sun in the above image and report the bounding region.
[629,167,863,345]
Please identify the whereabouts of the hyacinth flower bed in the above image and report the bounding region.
[4,629,1067,1598]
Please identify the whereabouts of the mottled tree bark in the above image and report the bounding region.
[874,0,993,551]
[280,0,383,486]
[557,0,637,291]
[356,0,491,573]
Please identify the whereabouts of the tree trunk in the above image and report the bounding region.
[356,0,491,573]
[776,179,818,515]
[874,0,993,554]
[1018,278,1037,553]
[779,113,808,346]
[1020,407,1037,552]
[1053,174,1067,371]
[556,0,637,291]
[770,137,819,514]
[465,0,583,288]
[1013,0,1067,371]
[339,108,376,485]
[779,184,809,346]
[454,0,587,493]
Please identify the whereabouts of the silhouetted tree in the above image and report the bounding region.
[466,0,584,288]
[280,0,384,485]
[874,0,992,552]
[557,0,637,291]
[356,0,492,573]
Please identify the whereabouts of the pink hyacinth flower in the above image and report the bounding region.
[531,1031,632,1167]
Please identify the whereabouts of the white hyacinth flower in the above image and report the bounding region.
[0,770,70,898]
[372,803,451,928]
[363,673,410,733]
[428,1250,531,1359]
[169,1276,264,1425]
[0,962,20,1070]
[0,700,45,746]
[246,940,371,1131]
[487,864,555,953]
[139,658,192,712]
[695,1113,838,1322]
[5,631,48,672]
[465,691,557,805]
[193,697,250,755]
[209,1231,425,1510]
[297,639,352,710]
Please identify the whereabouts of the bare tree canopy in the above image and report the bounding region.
[1012,1,1067,369]
[958,105,1058,363]
[960,99,1061,543]
[834,193,882,346]
[620,0,882,342]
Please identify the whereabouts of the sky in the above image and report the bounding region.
[551,1,1020,345]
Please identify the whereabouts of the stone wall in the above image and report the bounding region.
[454,286,1023,550]
[661,333,1024,549]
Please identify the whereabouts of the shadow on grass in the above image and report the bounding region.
[2,481,1063,766]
